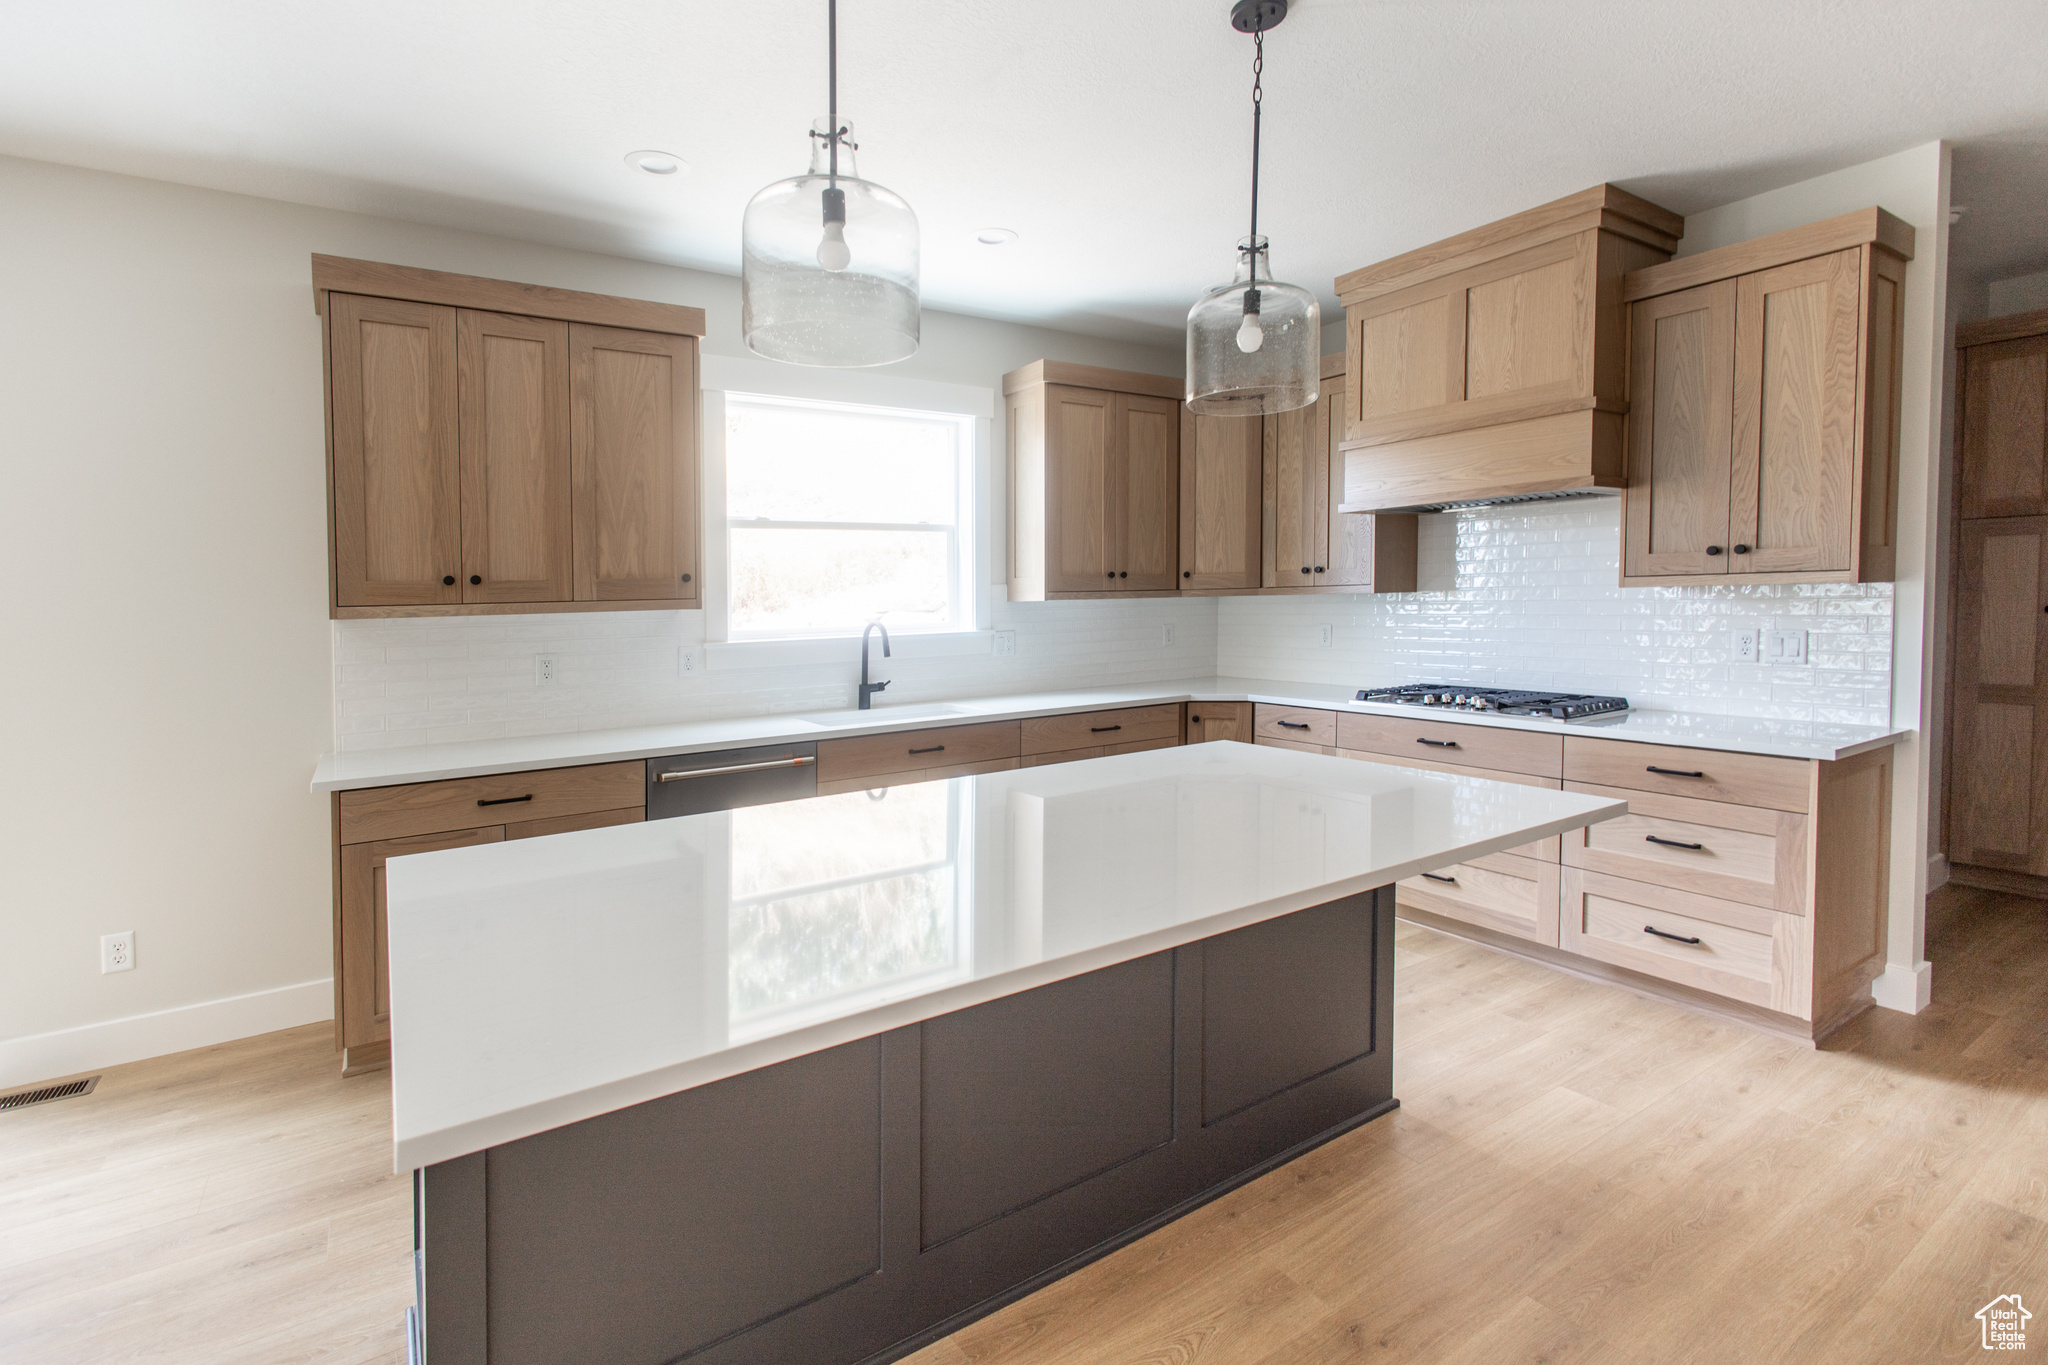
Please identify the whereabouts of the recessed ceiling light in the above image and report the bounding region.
[625,149,687,177]
[975,227,1019,246]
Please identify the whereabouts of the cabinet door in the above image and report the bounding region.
[1262,397,1321,586]
[338,825,503,1052]
[1114,394,1182,590]
[1186,702,1254,743]
[459,309,571,603]
[1959,333,2048,519]
[329,294,460,606]
[1042,385,1114,592]
[1730,249,1862,574]
[1317,374,1418,591]
[1179,412,1262,590]
[1948,518,2048,873]
[570,324,699,603]
[1624,280,1736,578]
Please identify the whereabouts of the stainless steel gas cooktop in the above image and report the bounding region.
[1353,684,1630,720]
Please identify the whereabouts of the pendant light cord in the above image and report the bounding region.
[827,0,840,188]
[1247,28,1262,284]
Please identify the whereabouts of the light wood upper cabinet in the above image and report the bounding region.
[1947,517,2048,875]
[1619,210,1913,587]
[1333,185,1682,512]
[1264,364,1418,593]
[1957,324,2048,519]
[570,324,699,605]
[315,257,704,618]
[1005,362,1181,600]
[1179,412,1262,591]
[329,293,461,607]
[458,309,571,603]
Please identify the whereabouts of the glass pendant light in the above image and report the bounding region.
[742,0,920,367]
[1186,0,1319,416]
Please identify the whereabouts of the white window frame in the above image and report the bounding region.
[699,354,998,669]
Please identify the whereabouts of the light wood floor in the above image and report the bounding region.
[5,885,2043,1364]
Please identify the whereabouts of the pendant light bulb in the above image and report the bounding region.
[1236,289,1264,353]
[817,187,851,271]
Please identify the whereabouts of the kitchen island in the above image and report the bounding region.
[390,743,1622,1365]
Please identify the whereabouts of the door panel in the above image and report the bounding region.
[569,324,698,603]
[1624,281,1735,578]
[1117,394,1181,590]
[459,309,571,603]
[1960,334,2048,519]
[1730,250,1860,574]
[1044,385,1112,591]
[339,825,504,1050]
[1948,517,2048,872]
[1179,412,1262,590]
[1263,397,1318,586]
[329,294,460,606]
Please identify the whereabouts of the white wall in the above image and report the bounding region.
[0,152,1186,1084]
[1988,266,2048,316]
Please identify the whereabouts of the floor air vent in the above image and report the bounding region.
[1,1075,100,1111]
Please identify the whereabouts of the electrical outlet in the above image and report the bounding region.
[101,931,134,974]
[1318,623,1334,647]
[537,653,557,686]
[992,630,1016,657]
[678,647,700,675]
[1764,629,1808,665]
[1732,629,1759,664]
[1161,623,1176,647]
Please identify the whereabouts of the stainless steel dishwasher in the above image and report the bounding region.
[645,742,819,820]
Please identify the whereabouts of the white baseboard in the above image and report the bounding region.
[0,978,333,1090]
[1927,853,1951,891]
[1871,961,1933,1015]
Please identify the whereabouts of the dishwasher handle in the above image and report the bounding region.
[655,755,817,782]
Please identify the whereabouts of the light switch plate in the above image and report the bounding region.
[1764,629,1808,665]
[993,630,1016,657]
[1732,629,1759,664]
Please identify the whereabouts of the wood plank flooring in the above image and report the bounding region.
[3,884,2042,1364]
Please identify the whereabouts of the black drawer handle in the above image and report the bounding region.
[1643,925,1703,945]
[1645,834,1705,850]
[1090,725,1122,733]
[477,794,534,807]
[1421,871,1457,884]
[1277,720,1311,730]
[1416,737,1459,748]
[908,745,946,756]
[1646,765,1705,778]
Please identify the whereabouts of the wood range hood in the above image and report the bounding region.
[1332,185,1684,514]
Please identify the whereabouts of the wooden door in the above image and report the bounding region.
[458,309,571,603]
[338,825,503,1052]
[1624,280,1736,578]
[1948,518,2048,873]
[1042,385,1114,591]
[570,324,699,603]
[1178,412,1261,590]
[1959,333,2048,519]
[329,293,460,606]
[1263,397,1321,586]
[1186,702,1254,743]
[1114,394,1181,590]
[1730,249,1862,574]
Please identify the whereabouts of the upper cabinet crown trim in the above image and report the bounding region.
[1620,208,1915,304]
[1001,360,1184,400]
[312,255,707,338]
[1335,184,1685,303]
[1957,305,2048,350]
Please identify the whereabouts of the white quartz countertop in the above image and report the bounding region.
[314,675,1906,792]
[386,742,1625,1170]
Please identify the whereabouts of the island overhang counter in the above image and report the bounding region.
[388,742,1623,1365]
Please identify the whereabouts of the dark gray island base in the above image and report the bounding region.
[415,887,1396,1365]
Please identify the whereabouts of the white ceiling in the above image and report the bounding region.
[6,1,2048,346]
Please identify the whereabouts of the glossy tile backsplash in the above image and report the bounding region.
[1216,499,1894,726]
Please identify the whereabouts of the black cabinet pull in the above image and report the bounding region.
[1314,565,1325,573]
[477,794,534,807]
[469,574,482,585]
[1106,572,1116,579]
[1278,720,1310,730]
[1643,925,1703,945]
[681,573,693,583]
[1705,545,1724,556]
[1646,765,1706,778]
[1300,566,1311,575]
[442,575,456,585]
[1416,737,1459,748]
[1090,725,1122,733]
[1421,871,1457,884]
[908,745,945,756]
[1732,544,1750,555]
[1183,570,1192,578]
[1189,715,1202,724]
[1118,571,1128,578]
[1645,834,1705,850]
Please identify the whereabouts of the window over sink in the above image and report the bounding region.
[725,393,974,638]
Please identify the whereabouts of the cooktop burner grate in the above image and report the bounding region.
[1353,684,1629,720]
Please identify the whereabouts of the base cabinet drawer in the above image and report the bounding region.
[1560,867,1803,1015]
[1022,704,1181,755]
[1253,704,1337,746]
[1021,736,1179,768]
[1338,750,1564,859]
[1337,713,1563,778]
[1563,780,1806,912]
[1256,736,1337,756]
[1563,737,1811,813]
[1397,852,1560,946]
[338,761,646,843]
[815,756,1020,796]
[817,722,1022,785]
